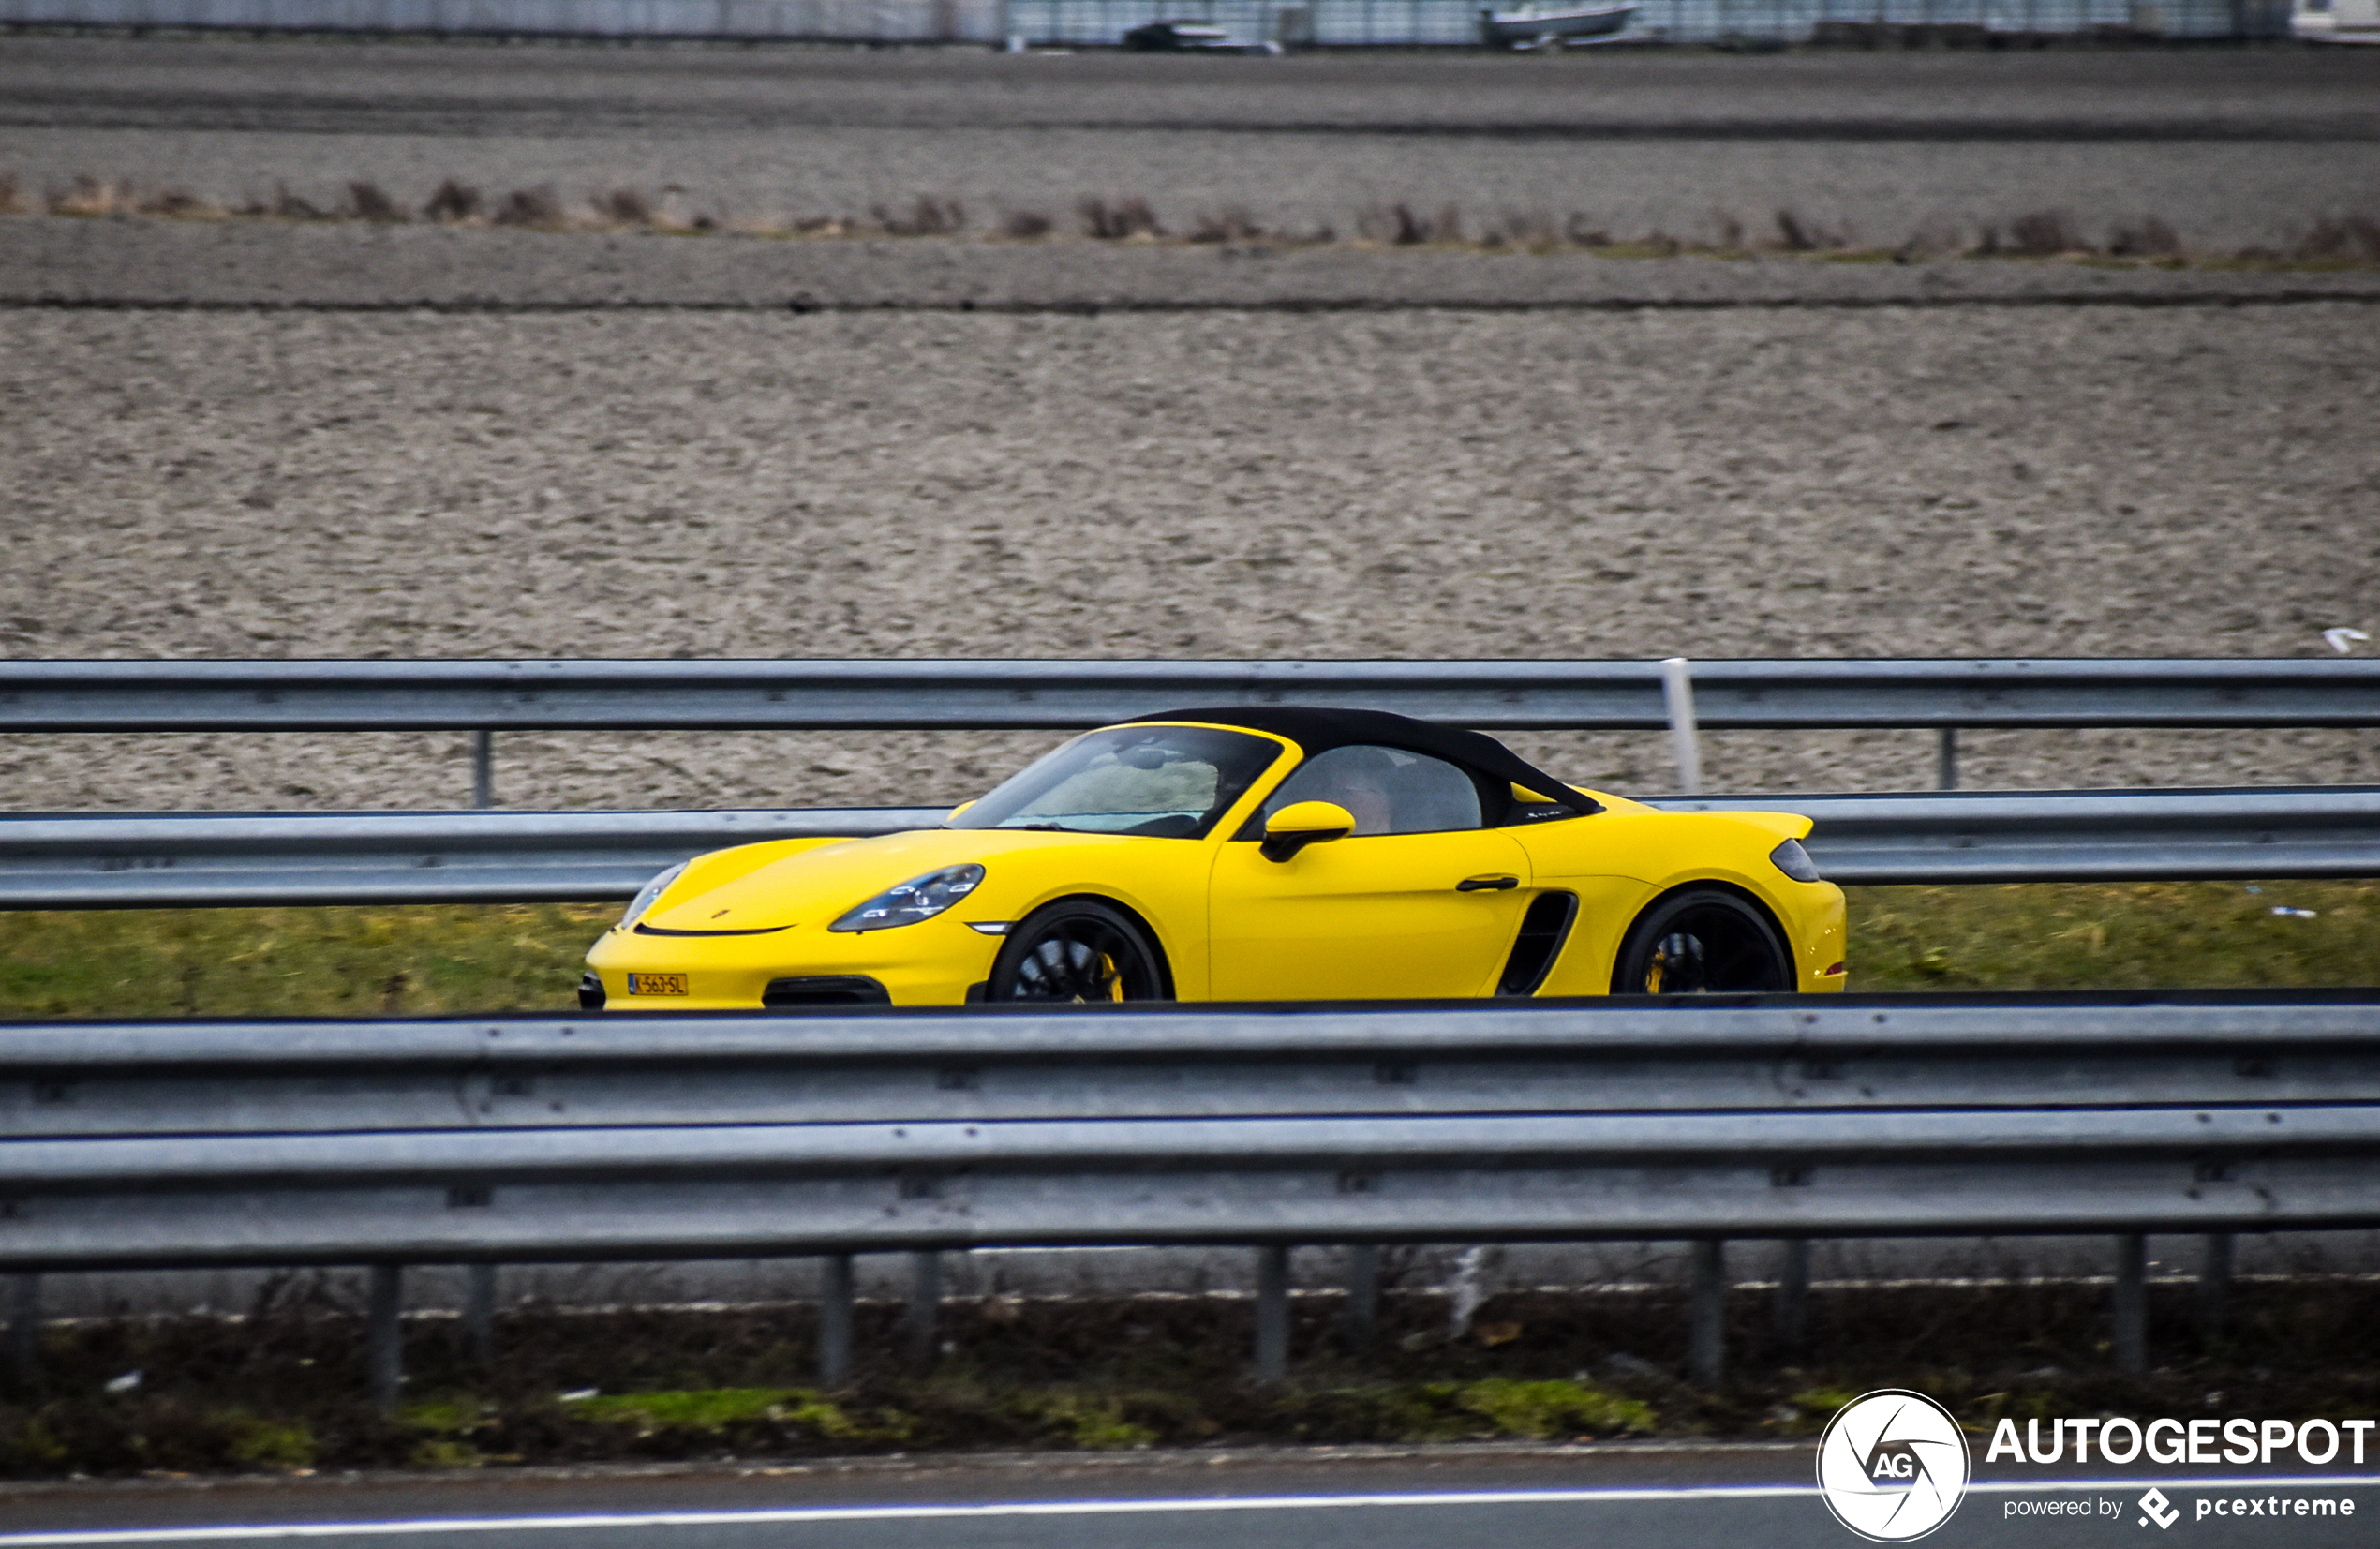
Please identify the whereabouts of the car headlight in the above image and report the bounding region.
[619,861,689,928]
[1769,839,1822,883]
[830,864,986,933]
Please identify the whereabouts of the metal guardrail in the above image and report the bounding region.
[4,997,2376,1395]
[3,786,2373,907]
[9,999,2380,1134]
[1681,785,2380,884]
[11,1106,2373,1267]
[0,806,946,907]
[5,658,2376,733]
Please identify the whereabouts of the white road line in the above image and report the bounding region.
[6,1477,2378,1546]
[0,1487,1807,1545]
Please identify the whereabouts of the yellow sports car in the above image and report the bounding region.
[581,707,1847,1009]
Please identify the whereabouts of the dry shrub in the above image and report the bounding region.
[2004,209,2085,257]
[1482,210,1558,251]
[422,178,483,223]
[596,186,653,225]
[272,185,324,220]
[1774,208,1835,251]
[1357,203,1458,245]
[1895,216,1966,259]
[2105,216,2179,258]
[1078,196,1161,240]
[875,196,964,236]
[48,175,127,216]
[1188,206,1264,243]
[2294,215,2380,263]
[999,208,1053,240]
[0,171,19,215]
[140,186,210,218]
[493,185,567,228]
[347,181,406,222]
[1564,214,1613,247]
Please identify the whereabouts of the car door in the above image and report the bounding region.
[1206,745,1535,1000]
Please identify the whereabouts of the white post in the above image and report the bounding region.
[1660,657,1703,795]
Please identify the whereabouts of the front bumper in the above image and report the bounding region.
[584,916,1001,1010]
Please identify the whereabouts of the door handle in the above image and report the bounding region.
[1456,875,1519,892]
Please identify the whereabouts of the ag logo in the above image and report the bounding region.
[1816,1389,1971,1542]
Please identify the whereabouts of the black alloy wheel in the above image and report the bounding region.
[1611,886,1792,995]
[988,899,1169,1004]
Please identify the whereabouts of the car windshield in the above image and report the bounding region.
[949,725,1285,839]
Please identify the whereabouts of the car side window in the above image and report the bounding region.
[1257,745,1484,836]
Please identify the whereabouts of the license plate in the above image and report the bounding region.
[626,972,687,996]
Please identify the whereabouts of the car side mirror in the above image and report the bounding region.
[1260,800,1354,862]
[945,799,975,825]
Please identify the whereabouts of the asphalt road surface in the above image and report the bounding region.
[4,1449,2378,1549]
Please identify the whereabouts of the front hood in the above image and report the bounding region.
[637,827,1147,932]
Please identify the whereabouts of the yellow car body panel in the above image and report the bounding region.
[1208,826,1538,999]
[586,720,1847,1008]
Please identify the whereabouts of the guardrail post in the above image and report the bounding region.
[1341,1244,1379,1347]
[464,1264,498,1365]
[906,1250,940,1366]
[1688,1240,1726,1388]
[1774,1239,1809,1352]
[1937,727,1958,790]
[7,1274,38,1385]
[818,1253,855,1388]
[2112,1234,2147,1375]
[471,731,495,809]
[1659,658,1703,795]
[1255,1244,1290,1380]
[367,1264,403,1416]
[2196,1232,2233,1340]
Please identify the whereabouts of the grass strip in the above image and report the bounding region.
[3,1277,2374,1476]
[0,883,2375,1019]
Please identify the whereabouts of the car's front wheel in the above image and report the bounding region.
[988,899,1169,1004]
[1611,886,1792,995]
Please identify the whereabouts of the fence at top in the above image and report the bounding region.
[0,0,2294,40]
[4,657,2375,733]
[1012,0,2283,44]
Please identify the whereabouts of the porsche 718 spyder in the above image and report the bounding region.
[580,706,1847,1009]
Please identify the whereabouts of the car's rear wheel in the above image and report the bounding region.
[1611,886,1792,995]
[989,899,1169,1004]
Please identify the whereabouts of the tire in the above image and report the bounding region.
[988,899,1170,1005]
[1611,886,1793,996]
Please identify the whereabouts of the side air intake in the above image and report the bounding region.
[1496,891,1578,997]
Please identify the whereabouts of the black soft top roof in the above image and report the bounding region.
[1125,706,1602,816]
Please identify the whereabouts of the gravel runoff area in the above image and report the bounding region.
[2,36,2376,251]
[2,281,2376,812]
